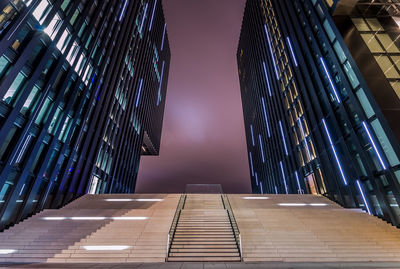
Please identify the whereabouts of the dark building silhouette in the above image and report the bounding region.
[238,0,400,226]
[0,0,170,230]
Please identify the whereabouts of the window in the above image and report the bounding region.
[361,34,384,53]
[356,88,375,119]
[3,72,27,105]
[352,18,370,31]
[366,18,383,31]
[34,96,52,125]
[377,33,399,53]
[44,13,62,40]
[375,55,400,79]
[20,85,40,115]
[371,119,400,167]
[56,28,71,53]
[48,106,63,135]
[0,55,11,79]
[32,0,51,24]
[60,0,71,11]
[70,8,80,25]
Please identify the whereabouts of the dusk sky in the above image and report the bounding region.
[135,0,251,193]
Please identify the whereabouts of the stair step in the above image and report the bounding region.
[170,248,239,253]
[167,256,241,262]
[169,252,239,257]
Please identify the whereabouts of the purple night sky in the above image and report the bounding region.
[135,0,251,194]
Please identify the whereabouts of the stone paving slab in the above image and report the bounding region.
[2,262,400,269]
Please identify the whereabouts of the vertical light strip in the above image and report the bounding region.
[161,23,166,51]
[275,185,278,194]
[356,180,371,214]
[262,61,272,96]
[261,97,271,137]
[264,25,279,80]
[148,0,157,31]
[280,161,289,194]
[139,3,149,33]
[260,181,263,194]
[362,121,387,170]
[15,134,32,164]
[135,78,144,108]
[119,0,129,22]
[322,119,348,185]
[286,37,298,67]
[250,124,255,146]
[298,118,311,160]
[295,171,301,194]
[320,57,341,104]
[249,152,254,176]
[258,134,265,163]
[255,172,259,186]
[279,120,289,156]
[156,60,165,106]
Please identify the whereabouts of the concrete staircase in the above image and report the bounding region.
[228,194,400,262]
[0,194,179,263]
[167,194,241,262]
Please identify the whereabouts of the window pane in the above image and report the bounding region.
[3,72,26,105]
[371,119,400,167]
[361,34,384,53]
[374,55,400,79]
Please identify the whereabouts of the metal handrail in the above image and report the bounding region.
[221,194,242,261]
[166,194,186,261]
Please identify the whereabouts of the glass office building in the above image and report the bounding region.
[238,0,400,226]
[0,0,170,230]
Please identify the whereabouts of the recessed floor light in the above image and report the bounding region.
[242,197,269,200]
[105,198,163,202]
[309,203,328,206]
[112,217,148,220]
[134,198,163,202]
[42,217,67,220]
[0,249,16,254]
[105,199,134,202]
[70,217,106,220]
[278,203,307,206]
[82,245,130,251]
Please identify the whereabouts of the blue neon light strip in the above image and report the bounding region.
[322,119,348,185]
[255,172,259,186]
[259,134,265,163]
[149,0,157,31]
[280,161,288,194]
[119,0,129,22]
[275,185,278,194]
[249,152,254,176]
[260,181,263,194]
[295,171,301,193]
[262,61,272,96]
[250,124,255,146]
[286,37,298,67]
[261,97,271,137]
[264,25,279,80]
[298,118,311,160]
[356,180,371,214]
[362,121,387,170]
[161,23,166,51]
[135,78,144,107]
[156,60,165,106]
[279,120,288,156]
[320,57,341,104]
[139,3,149,33]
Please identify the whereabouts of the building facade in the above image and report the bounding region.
[0,0,170,230]
[238,0,400,226]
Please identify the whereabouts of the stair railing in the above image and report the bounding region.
[166,194,186,261]
[221,194,242,261]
